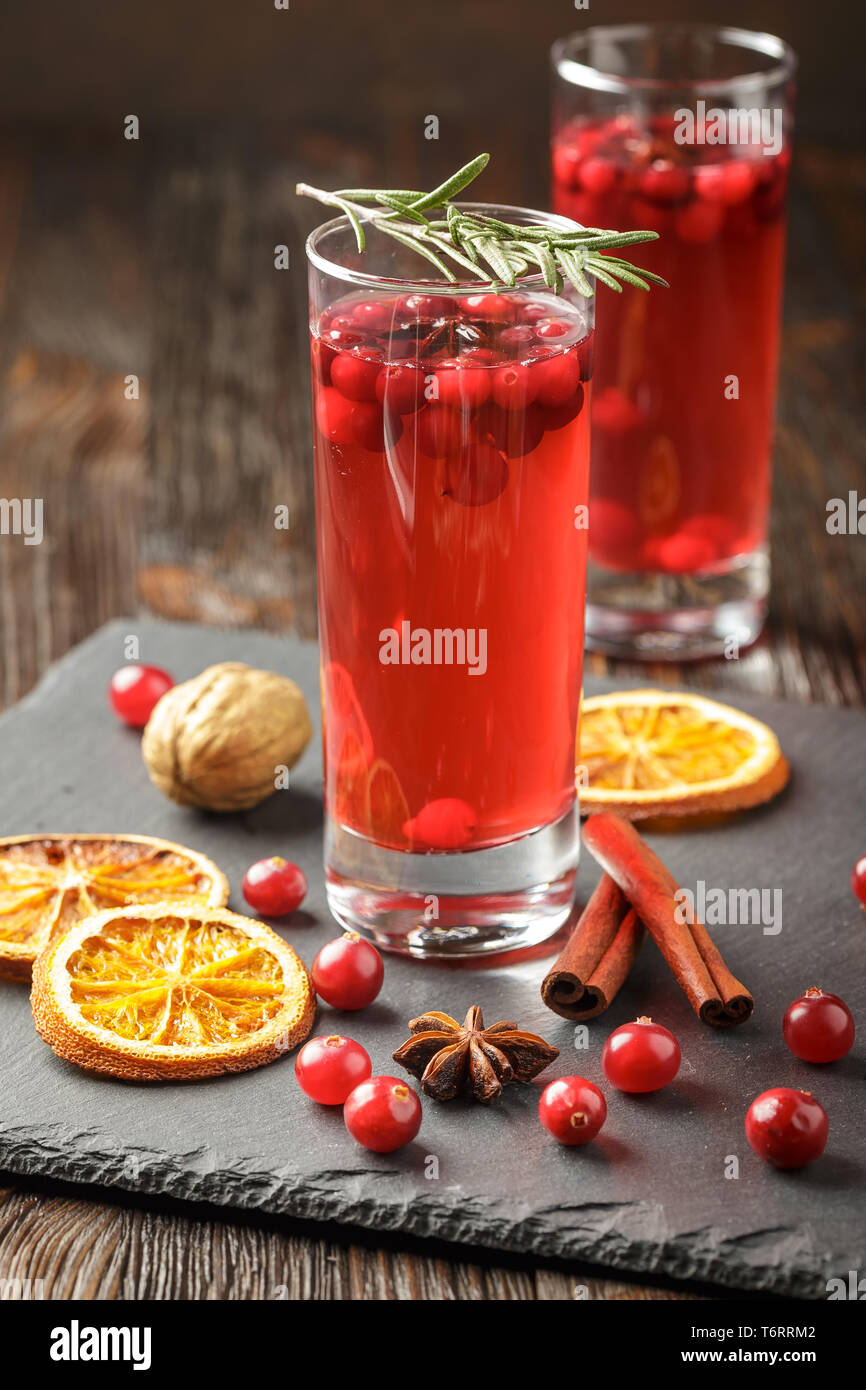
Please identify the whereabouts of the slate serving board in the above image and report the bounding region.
[0,619,864,1299]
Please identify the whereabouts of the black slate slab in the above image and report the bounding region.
[0,619,864,1299]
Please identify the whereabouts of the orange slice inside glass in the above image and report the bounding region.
[0,834,228,980]
[365,759,412,850]
[578,689,789,819]
[31,903,315,1080]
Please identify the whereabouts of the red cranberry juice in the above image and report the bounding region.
[312,291,592,852]
[553,115,789,574]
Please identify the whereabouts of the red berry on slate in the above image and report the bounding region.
[312,933,384,1010]
[745,1088,828,1169]
[344,1076,422,1153]
[316,386,355,446]
[851,854,866,907]
[351,299,394,332]
[109,664,174,727]
[242,856,307,917]
[539,1076,607,1146]
[783,988,855,1063]
[295,1034,372,1105]
[492,363,536,411]
[403,797,477,850]
[331,350,382,402]
[579,156,618,195]
[602,1017,681,1093]
[375,362,426,414]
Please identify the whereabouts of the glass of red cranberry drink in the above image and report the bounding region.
[306,204,593,954]
[552,25,796,657]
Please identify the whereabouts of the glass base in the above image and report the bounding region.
[324,806,578,957]
[585,546,769,660]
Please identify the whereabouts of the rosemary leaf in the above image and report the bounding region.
[377,221,458,281]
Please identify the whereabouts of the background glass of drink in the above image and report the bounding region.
[551,25,796,658]
[306,206,593,955]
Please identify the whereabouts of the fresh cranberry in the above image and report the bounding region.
[477,402,547,458]
[324,324,365,350]
[745,1088,828,1169]
[580,157,618,195]
[311,338,336,385]
[592,386,641,433]
[535,318,569,339]
[398,293,455,319]
[552,145,582,190]
[344,1077,422,1153]
[520,303,549,326]
[531,351,581,408]
[443,441,509,506]
[375,362,426,414]
[351,299,395,332]
[539,1076,607,1146]
[695,161,756,206]
[674,200,724,245]
[416,405,464,458]
[331,350,382,402]
[460,293,516,323]
[312,933,384,1010]
[536,393,584,432]
[602,1018,681,1093]
[657,531,717,573]
[242,856,307,917]
[109,664,174,727]
[403,797,477,849]
[295,1034,372,1105]
[315,386,355,446]
[852,854,866,907]
[460,347,501,367]
[432,359,491,411]
[498,325,535,352]
[639,160,690,205]
[681,514,737,553]
[491,363,537,411]
[351,400,402,452]
[589,498,642,569]
[783,989,855,1064]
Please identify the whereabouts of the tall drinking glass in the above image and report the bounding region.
[306,205,593,955]
[552,25,796,658]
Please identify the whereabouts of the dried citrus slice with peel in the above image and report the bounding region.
[0,833,228,981]
[31,903,315,1080]
[366,759,412,850]
[578,689,789,819]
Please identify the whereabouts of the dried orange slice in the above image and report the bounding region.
[366,759,411,850]
[0,833,228,981]
[31,903,315,1081]
[578,689,789,819]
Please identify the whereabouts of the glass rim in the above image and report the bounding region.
[551,22,797,97]
[304,200,582,293]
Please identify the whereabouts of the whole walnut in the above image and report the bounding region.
[142,662,313,812]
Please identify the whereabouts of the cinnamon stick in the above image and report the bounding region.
[541,874,645,1021]
[582,812,753,1029]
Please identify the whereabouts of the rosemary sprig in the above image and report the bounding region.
[297,153,668,298]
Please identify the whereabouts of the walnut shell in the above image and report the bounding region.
[142,661,313,812]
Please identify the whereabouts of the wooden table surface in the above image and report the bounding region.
[0,134,863,1300]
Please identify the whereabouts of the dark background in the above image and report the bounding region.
[0,0,863,1300]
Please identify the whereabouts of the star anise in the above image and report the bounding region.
[392,1005,559,1104]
